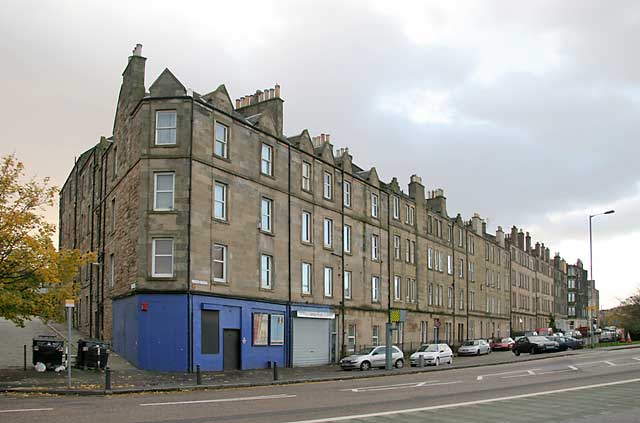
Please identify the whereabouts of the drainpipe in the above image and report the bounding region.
[339,167,344,362]
[286,142,292,367]
[187,98,194,372]
[465,231,470,340]
[452,229,456,346]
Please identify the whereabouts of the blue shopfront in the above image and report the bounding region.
[112,294,287,372]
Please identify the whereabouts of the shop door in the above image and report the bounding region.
[223,329,240,370]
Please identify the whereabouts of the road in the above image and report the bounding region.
[1,348,640,423]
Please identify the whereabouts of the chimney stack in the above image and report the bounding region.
[517,230,525,250]
[471,213,483,236]
[535,242,541,257]
[496,226,505,248]
[409,174,425,202]
[525,232,531,252]
[132,43,143,56]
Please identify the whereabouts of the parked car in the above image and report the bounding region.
[340,346,404,371]
[490,337,515,351]
[410,343,453,366]
[512,336,559,356]
[599,331,617,343]
[551,336,583,350]
[457,339,491,356]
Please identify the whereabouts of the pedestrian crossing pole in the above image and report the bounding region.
[65,299,75,388]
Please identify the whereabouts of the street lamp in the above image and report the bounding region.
[588,209,615,347]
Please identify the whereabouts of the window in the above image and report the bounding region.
[302,161,311,191]
[109,253,115,288]
[404,204,410,223]
[371,276,380,302]
[343,180,351,207]
[301,262,312,294]
[154,172,174,211]
[436,220,442,237]
[407,279,417,303]
[270,314,285,345]
[421,321,429,343]
[324,267,333,297]
[457,228,463,247]
[568,292,575,302]
[112,147,118,177]
[253,313,269,346]
[302,211,312,243]
[428,216,433,233]
[214,122,228,158]
[469,261,475,281]
[213,244,227,282]
[438,251,443,272]
[447,225,452,242]
[372,325,380,346]
[447,255,453,275]
[201,310,220,354]
[405,239,411,262]
[155,110,176,145]
[411,240,416,263]
[261,143,273,175]
[394,276,401,301]
[428,283,433,305]
[407,205,415,225]
[343,224,351,253]
[261,197,273,232]
[393,196,400,219]
[110,198,116,232]
[497,272,501,289]
[214,182,227,220]
[344,270,352,299]
[459,289,464,310]
[458,258,464,278]
[470,291,476,311]
[260,254,272,289]
[371,234,379,260]
[324,218,333,248]
[347,324,357,353]
[152,238,173,277]
[370,193,379,218]
[468,235,475,254]
[323,171,333,199]
[394,235,401,260]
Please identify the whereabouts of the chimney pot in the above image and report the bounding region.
[235,99,241,108]
[275,84,281,98]
[133,43,143,56]
[269,88,275,99]
[326,134,331,143]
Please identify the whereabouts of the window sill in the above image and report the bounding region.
[213,280,228,285]
[259,287,273,292]
[213,153,231,163]
[148,276,177,281]
[260,172,275,180]
[150,210,178,215]
[260,230,275,237]
[301,240,313,247]
[323,246,334,252]
[153,143,178,148]
[213,217,229,225]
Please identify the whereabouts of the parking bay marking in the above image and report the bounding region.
[477,369,539,381]
[0,408,54,414]
[340,380,461,393]
[139,393,296,407]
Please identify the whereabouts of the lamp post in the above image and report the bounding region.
[588,209,614,347]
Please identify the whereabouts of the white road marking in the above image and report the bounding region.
[0,408,54,413]
[604,361,617,366]
[340,380,461,393]
[139,393,296,407]
[477,369,535,381]
[568,365,579,370]
[281,378,640,423]
[632,357,640,361]
[527,370,536,375]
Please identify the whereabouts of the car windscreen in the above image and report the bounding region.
[529,336,549,343]
[356,347,375,355]
[418,345,438,352]
[462,341,478,346]
[501,338,512,343]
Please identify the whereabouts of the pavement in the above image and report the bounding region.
[1,318,639,395]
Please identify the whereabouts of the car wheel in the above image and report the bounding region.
[394,359,404,369]
[435,358,440,366]
[529,347,536,355]
[360,361,371,371]
[449,356,453,365]
[514,350,520,356]
[487,348,491,355]
[476,349,481,356]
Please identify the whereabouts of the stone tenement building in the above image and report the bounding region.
[59,46,586,372]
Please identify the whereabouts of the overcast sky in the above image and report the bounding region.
[1,0,638,308]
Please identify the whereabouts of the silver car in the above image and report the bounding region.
[410,343,453,366]
[457,339,491,356]
[340,346,405,370]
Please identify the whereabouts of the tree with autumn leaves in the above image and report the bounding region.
[0,154,93,326]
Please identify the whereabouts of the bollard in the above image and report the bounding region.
[23,345,27,371]
[273,361,279,381]
[419,355,425,368]
[104,367,112,391]
[196,364,202,385]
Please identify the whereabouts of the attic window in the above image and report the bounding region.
[156,111,177,145]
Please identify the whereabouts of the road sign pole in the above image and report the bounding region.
[385,322,392,370]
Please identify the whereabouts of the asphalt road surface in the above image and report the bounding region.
[2,348,640,423]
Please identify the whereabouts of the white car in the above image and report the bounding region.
[340,346,405,370]
[457,339,491,356]
[410,343,453,366]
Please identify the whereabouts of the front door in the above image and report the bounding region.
[223,329,241,370]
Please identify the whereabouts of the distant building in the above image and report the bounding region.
[566,260,590,329]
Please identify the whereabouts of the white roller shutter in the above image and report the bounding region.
[292,318,330,366]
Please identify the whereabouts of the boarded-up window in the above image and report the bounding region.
[201,310,220,354]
